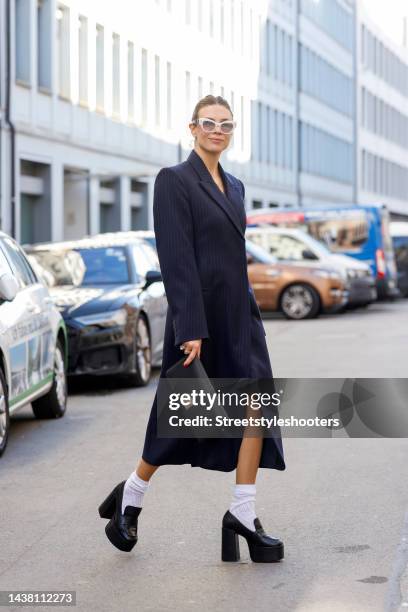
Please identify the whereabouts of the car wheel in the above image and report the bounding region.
[0,367,10,457]
[280,283,320,320]
[125,315,152,387]
[32,340,67,419]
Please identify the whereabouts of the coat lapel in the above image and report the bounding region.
[187,149,245,241]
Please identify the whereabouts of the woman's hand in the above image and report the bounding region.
[180,339,202,366]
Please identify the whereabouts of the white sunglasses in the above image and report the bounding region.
[194,117,236,134]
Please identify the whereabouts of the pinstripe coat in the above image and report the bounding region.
[141,149,286,472]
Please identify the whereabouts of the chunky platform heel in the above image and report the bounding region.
[222,527,241,562]
[98,480,142,552]
[98,481,124,519]
[221,510,284,563]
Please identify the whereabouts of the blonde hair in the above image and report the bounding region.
[191,94,233,123]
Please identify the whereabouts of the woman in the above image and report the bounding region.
[98,95,286,563]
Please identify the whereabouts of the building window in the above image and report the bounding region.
[288,116,293,169]
[257,101,262,162]
[220,0,225,43]
[166,61,172,129]
[141,49,148,125]
[240,95,245,150]
[300,0,353,51]
[56,4,70,98]
[240,1,244,54]
[185,0,191,24]
[96,24,104,110]
[155,55,160,126]
[78,15,88,105]
[209,0,214,36]
[112,34,120,116]
[272,110,277,165]
[185,71,191,119]
[249,9,253,58]
[15,0,31,84]
[361,87,365,128]
[273,25,278,80]
[37,0,51,90]
[127,42,135,120]
[266,106,270,164]
[231,0,235,49]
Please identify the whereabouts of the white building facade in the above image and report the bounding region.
[0,0,406,245]
[357,2,408,220]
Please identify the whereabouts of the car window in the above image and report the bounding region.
[266,235,308,261]
[2,237,36,288]
[245,240,277,264]
[0,244,13,276]
[140,242,160,271]
[246,233,267,251]
[16,244,38,282]
[76,247,130,285]
[28,246,130,286]
[132,243,159,280]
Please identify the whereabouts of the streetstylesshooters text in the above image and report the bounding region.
[167,389,341,429]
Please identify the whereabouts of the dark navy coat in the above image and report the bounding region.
[142,149,286,472]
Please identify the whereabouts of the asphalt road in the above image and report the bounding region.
[0,299,407,612]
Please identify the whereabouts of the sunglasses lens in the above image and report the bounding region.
[201,119,215,132]
[221,122,234,134]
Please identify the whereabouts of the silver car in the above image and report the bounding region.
[0,232,68,457]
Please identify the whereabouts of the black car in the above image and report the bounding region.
[24,235,167,386]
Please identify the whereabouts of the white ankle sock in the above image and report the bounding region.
[121,471,150,514]
[229,484,257,532]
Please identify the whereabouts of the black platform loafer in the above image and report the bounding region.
[98,480,141,552]
[221,510,284,563]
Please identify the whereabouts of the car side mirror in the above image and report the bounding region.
[0,272,19,301]
[302,249,318,260]
[144,269,162,288]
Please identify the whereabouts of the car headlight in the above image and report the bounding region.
[75,308,128,327]
[313,269,341,280]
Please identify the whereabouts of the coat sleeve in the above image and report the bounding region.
[153,167,210,347]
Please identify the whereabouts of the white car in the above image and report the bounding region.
[0,231,68,457]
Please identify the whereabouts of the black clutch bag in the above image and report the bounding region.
[164,357,228,436]
[166,355,209,381]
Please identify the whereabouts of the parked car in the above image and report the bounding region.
[246,227,377,308]
[24,235,167,386]
[390,222,408,297]
[96,230,157,251]
[247,204,399,299]
[0,231,68,457]
[246,240,348,319]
